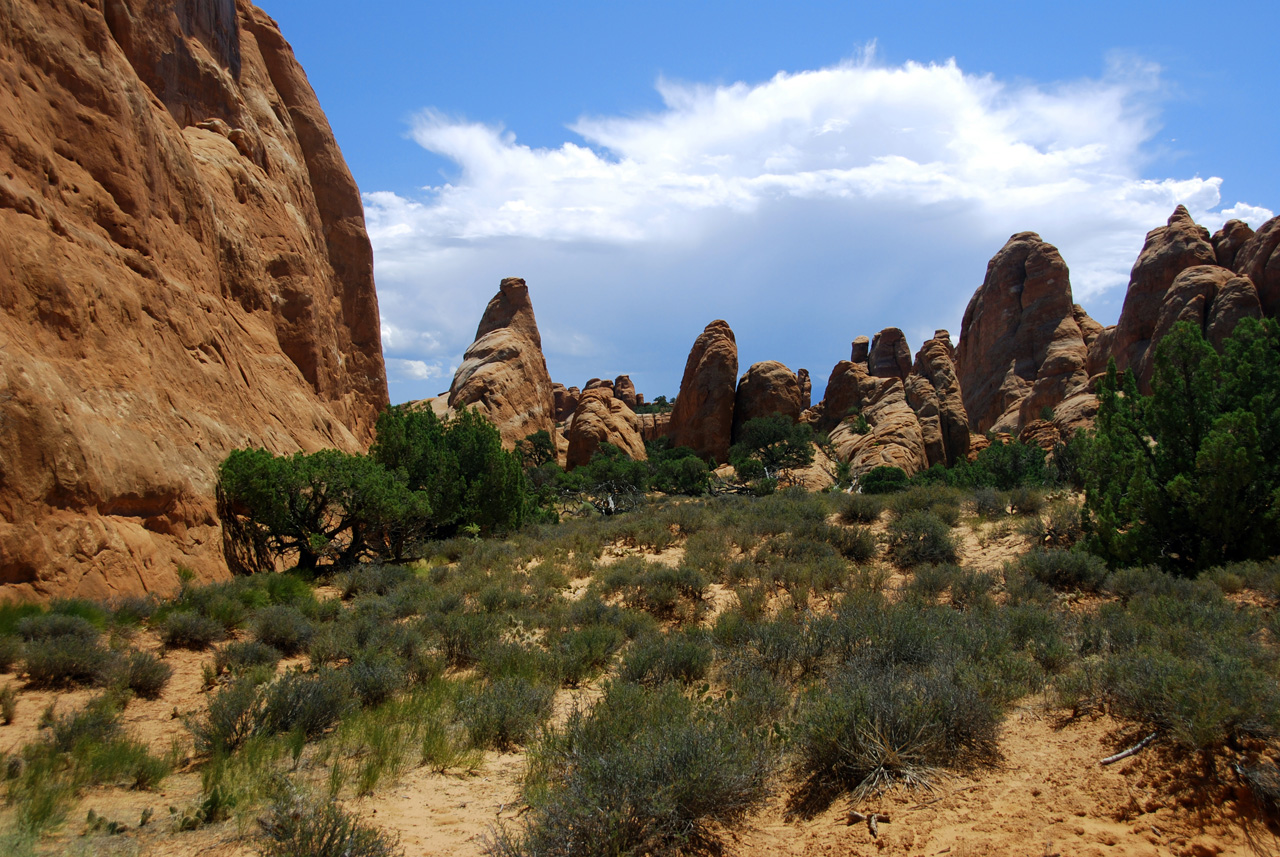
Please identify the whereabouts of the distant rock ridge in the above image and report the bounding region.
[0,0,387,599]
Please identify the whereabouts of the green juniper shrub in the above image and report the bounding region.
[860,465,908,495]
[259,786,403,857]
[459,677,555,751]
[728,415,815,480]
[619,629,714,686]
[110,650,173,700]
[252,605,315,656]
[838,492,884,524]
[886,510,958,568]
[491,682,773,857]
[215,641,283,676]
[160,610,226,650]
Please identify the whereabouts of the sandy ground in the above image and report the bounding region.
[3,513,1273,856]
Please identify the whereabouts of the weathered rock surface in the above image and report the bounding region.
[821,360,928,478]
[955,232,1093,435]
[1235,215,1280,318]
[732,361,804,442]
[908,331,969,467]
[637,413,671,444]
[797,369,812,410]
[1213,219,1256,272]
[565,387,646,469]
[613,375,637,410]
[851,336,870,364]
[552,384,579,423]
[448,278,556,449]
[868,328,912,380]
[668,320,738,463]
[0,0,388,599]
[1105,207,1218,390]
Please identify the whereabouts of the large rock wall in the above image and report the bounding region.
[668,320,738,463]
[0,0,388,599]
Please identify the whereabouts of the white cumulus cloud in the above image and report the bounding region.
[366,54,1273,404]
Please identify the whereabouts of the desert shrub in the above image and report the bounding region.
[252,605,315,656]
[971,487,1007,518]
[682,529,731,579]
[109,594,159,626]
[888,484,964,525]
[259,787,403,857]
[791,661,1000,810]
[160,610,226,650]
[0,603,44,636]
[16,612,99,642]
[492,682,773,857]
[347,652,408,708]
[261,669,355,740]
[824,524,878,563]
[552,625,625,687]
[950,569,997,612]
[436,612,499,669]
[860,466,908,494]
[111,650,173,699]
[887,510,958,567]
[48,598,110,628]
[459,678,554,751]
[340,563,416,599]
[23,635,112,688]
[216,640,284,675]
[619,630,713,686]
[46,694,124,753]
[188,679,269,755]
[617,564,707,620]
[1016,548,1108,593]
[0,635,22,672]
[0,684,15,724]
[905,564,958,603]
[1008,486,1046,516]
[839,492,884,524]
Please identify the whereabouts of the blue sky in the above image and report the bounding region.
[259,1,1277,405]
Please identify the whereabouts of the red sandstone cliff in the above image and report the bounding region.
[0,0,387,599]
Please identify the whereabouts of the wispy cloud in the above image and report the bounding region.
[366,53,1272,404]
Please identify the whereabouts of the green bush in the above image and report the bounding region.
[0,635,22,672]
[347,652,408,708]
[160,611,226,650]
[459,678,554,751]
[259,787,403,857]
[552,625,625,687]
[838,492,884,524]
[887,510,958,567]
[861,466,908,494]
[905,564,958,603]
[1015,548,1108,593]
[619,631,714,686]
[492,682,772,857]
[111,650,173,699]
[23,635,112,688]
[791,661,999,810]
[252,605,315,656]
[215,640,283,675]
[16,612,99,642]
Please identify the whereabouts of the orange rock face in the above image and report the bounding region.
[668,320,738,463]
[907,331,969,467]
[564,387,647,469]
[955,232,1093,435]
[732,360,804,442]
[447,278,557,449]
[1235,215,1280,318]
[0,0,387,599]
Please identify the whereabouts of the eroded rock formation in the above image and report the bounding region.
[447,278,556,449]
[0,0,387,599]
[1235,215,1280,318]
[614,375,638,410]
[732,361,804,442]
[906,331,969,467]
[565,387,646,468]
[668,320,738,463]
[955,232,1094,435]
